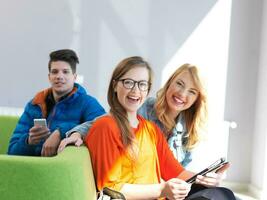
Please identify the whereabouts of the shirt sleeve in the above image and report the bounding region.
[65,114,106,138]
[154,123,185,180]
[7,102,39,156]
[85,116,125,191]
[65,121,92,137]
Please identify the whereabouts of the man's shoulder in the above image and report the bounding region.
[74,83,101,100]
[73,84,95,99]
[71,89,99,105]
[76,94,102,109]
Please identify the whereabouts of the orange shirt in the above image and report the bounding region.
[85,115,184,191]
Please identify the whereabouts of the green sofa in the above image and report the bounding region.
[0,116,97,200]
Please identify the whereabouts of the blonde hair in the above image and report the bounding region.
[155,63,207,149]
[107,56,153,147]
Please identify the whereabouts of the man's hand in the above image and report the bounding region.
[41,129,61,157]
[57,132,83,154]
[28,126,50,145]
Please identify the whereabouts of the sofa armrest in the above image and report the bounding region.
[0,146,97,200]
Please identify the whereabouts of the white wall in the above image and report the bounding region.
[225,0,262,184]
[0,0,217,110]
[251,0,267,195]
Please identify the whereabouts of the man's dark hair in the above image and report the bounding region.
[48,49,79,73]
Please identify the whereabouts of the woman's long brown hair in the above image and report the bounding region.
[107,56,153,147]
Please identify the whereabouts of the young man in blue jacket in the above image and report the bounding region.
[8,49,105,156]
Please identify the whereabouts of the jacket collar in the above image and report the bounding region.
[32,85,78,117]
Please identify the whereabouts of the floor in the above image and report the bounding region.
[221,181,259,200]
[234,191,258,200]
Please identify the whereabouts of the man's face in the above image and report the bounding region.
[48,61,77,101]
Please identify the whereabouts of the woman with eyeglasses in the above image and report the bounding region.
[66,56,236,199]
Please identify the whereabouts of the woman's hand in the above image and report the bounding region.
[57,132,83,153]
[196,162,230,187]
[161,178,191,200]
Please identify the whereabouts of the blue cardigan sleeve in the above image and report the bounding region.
[65,114,107,138]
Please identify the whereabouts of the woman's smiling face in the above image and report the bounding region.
[115,66,149,115]
[166,70,199,117]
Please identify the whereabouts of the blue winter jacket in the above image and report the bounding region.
[8,83,105,156]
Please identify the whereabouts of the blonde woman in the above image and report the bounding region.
[138,64,207,167]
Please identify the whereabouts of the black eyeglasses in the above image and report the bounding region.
[116,78,150,91]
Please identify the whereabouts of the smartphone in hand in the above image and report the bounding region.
[34,118,47,128]
[186,157,229,184]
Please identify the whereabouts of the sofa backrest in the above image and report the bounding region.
[0,115,19,154]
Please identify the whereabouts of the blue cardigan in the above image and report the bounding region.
[138,97,192,167]
[8,83,105,156]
